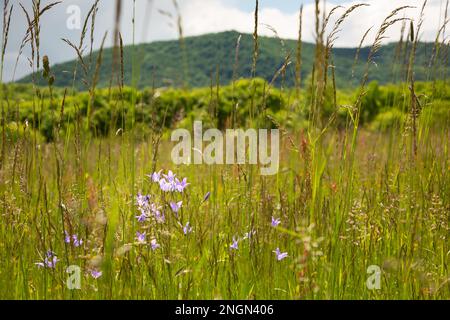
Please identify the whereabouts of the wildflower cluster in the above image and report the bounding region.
[149,170,189,193]
[65,232,83,247]
[134,170,193,253]
[134,193,161,250]
[36,245,102,279]
[135,193,165,223]
[36,226,100,278]
[35,250,59,269]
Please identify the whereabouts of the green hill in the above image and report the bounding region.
[17,31,445,89]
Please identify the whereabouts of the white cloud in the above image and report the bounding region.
[1,0,448,81]
[172,0,446,46]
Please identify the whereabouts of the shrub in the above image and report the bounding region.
[369,109,405,132]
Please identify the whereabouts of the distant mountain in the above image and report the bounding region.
[17,30,444,89]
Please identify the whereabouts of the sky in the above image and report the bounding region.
[1,0,448,82]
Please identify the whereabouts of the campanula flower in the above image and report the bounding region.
[64,232,71,244]
[183,222,192,235]
[35,250,59,268]
[163,170,176,183]
[154,171,189,193]
[149,203,162,214]
[154,211,165,223]
[230,237,239,250]
[159,178,175,192]
[90,270,102,279]
[271,216,281,227]
[273,248,288,261]
[136,231,146,243]
[72,234,83,247]
[175,177,189,192]
[64,232,83,247]
[150,239,160,250]
[135,212,148,223]
[149,170,162,183]
[170,201,183,213]
[136,193,150,208]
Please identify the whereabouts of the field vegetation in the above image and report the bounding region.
[0,0,448,300]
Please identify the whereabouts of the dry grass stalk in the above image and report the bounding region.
[409,1,427,158]
[295,5,303,98]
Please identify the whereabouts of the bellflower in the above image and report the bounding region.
[90,269,102,279]
[64,232,83,247]
[136,231,146,243]
[183,222,193,235]
[149,170,162,183]
[271,216,281,227]
[163,170,176,183]
[135,212,148,223]
[35,250,59,269]
[273,248,288,261]
[154,211,165,223]
[230,237,239,250]
[170,201,183,213]
[159,178,175,192]
[150,239,160,250]
[175,177,189,192]
[72,234,83,247]
[136,193,150,208]
[64,232,71,244]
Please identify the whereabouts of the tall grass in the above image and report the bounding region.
[0,0,448,300]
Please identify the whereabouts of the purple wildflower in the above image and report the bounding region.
[150,239,160,251]
[156,171,189,193]
[90,269,102,279]
[183,222,193,235]
[159,178,175,192]
[273,248,288,261]
[271,216,281,227]
[64,232,83,247]
[64,231,71,244]
[135,212,148,223]
[35,251,59,269]
[136,193,150,208]
[72,234,83,247]
[136,231,146,243]
[46,250,56,257]
[163,170,176,182]
[149,170,162,183]
[170,201,183,213]
[154,211,165,223]
[230,237,239,250]
[175,177,190,192]
[149,203,162,214]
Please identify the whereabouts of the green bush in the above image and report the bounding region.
[2,80,450,140]
[420,99,450,128]
[370,109,405,132]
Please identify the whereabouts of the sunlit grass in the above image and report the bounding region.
[0,0,449,300]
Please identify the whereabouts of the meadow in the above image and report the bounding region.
[0,0,449,300]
